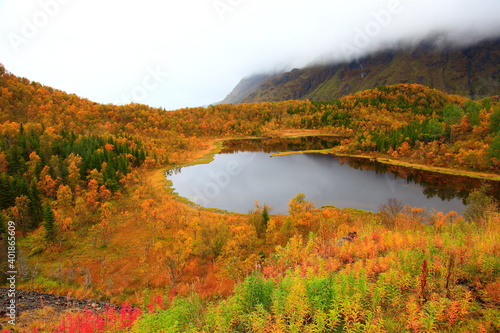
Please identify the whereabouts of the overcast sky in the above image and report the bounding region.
[0,0,499,110]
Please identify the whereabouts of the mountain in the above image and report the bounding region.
[220,37,500,104]
[220,73,276,104]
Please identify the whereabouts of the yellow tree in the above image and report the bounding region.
[288,193,315,235]
[38,166,59,198]
[141,199,161,245]
[9,195,31,232]
[0,152,8,172]
[219,223,259,283]
[197,215,231,261]
[56,184,73,208]
[56,184,74,231]
[66,153,83,194]
[24,151,41,181]
[154,230,194,292]
[85,179,101,211]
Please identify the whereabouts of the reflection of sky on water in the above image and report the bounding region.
[168,152,466,215]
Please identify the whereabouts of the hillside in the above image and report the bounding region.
[221,37,500,104]
[219,73,276,104]
[0,65,499,331]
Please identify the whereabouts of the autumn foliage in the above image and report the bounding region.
[0,63,499,332]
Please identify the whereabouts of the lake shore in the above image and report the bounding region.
[271,149,500,182]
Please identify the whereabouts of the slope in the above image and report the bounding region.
[0,65,499,332]
[221,37,500,104]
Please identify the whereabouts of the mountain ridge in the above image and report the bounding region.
[220,37,500,104]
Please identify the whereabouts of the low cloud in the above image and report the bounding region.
[0,0,499,109]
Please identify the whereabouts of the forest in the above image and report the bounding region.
[0,63,499,332]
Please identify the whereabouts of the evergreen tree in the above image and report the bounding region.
[0,174,15,210]
[43,202,56,242]
[489,134,500,161]
[260,205,270,237]
[0,214,7,236]
[464,101,481,127]
[490,107,500,134]
[443,104,464,141]
[102,162,119,191]
[28,182,43,229]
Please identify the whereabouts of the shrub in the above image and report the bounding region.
[134,296,201,333]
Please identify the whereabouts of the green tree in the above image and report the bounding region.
[262,205,270,229]
[43,202,56,242]
[421,119,443,142]
[0,174,15,210]
[489,134,500,160]
[443,104,464,125]
[0,214,7,236]
[490,107,500,134]
[443,104,463,141]
[481,98,491,111]
[27,182,43,229]
[250,203,271,239]
[464,101,481,127]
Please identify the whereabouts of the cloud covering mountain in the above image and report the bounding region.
[0,0,499,109]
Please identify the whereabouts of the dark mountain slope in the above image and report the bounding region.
[221,38,500,103]
[220,73,275,104]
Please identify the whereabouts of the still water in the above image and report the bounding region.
[167,138,497,215]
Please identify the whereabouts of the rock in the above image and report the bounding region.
[0,288,125,318]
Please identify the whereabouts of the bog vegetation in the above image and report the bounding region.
[0,63,499,332]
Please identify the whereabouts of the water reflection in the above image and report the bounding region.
[339,156,498,203]
[220,136,344,154]
[167,137,499,214]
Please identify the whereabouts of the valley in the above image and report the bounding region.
[0,63,499,332]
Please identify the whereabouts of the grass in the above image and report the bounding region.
[174,139,224,168]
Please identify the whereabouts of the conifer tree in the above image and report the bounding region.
[28,182,43,229]
[261,205,270,231]
[0,214,6,236]
[43,202,56,242]
[490,107,500,134]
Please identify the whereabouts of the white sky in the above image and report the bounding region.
[0,0,499,110]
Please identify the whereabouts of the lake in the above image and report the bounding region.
[167,137,499,215]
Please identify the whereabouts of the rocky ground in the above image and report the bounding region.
[0,288,121,330]
[0,288,118,316]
